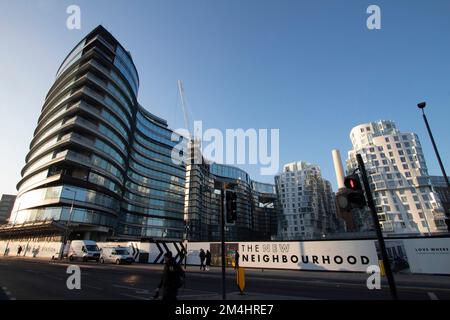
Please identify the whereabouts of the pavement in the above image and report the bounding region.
[0,255,449,300]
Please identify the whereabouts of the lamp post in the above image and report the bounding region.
[183,222,189,270]
[417,102,450,188]
[60,187,76,259]
[220,182,227,301]
[417,102,450,231]
[4,202,21,256]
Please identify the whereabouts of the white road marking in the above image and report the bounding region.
[83,284,103,290]
[113,284,146,291]
[135,289,150,294]
[1,286,16,300]
[428,292,439,300]
[120,293,150,300]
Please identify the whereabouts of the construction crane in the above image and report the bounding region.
[177,80,191,137]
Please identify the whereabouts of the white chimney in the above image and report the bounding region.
[332,149,345,190]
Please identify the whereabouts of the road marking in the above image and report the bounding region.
[178,293,220,298]
[120,293,150,300]
[428,292,439,300]
[43,274,63,281]
[135,289,150,294]
[1,286,16,300]
[83,284,103,290]
[113,284,149,291]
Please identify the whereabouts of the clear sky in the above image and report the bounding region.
[0,0,449,195]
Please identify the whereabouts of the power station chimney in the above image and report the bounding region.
[332,149,345,190]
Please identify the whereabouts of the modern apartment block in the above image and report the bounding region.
[5,26,186,241]
[184,142,279,241]
[0,194,16,225]
[346,120,448,235]
[275,161,343,240]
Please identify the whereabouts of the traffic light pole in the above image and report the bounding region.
[220,184,226,300]
[356,154,399,300]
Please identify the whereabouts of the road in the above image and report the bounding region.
[0,256,449,300]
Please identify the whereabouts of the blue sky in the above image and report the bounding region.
[0,0,449,195]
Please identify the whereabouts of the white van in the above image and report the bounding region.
[68,240,101,262]
[100,246,134,265]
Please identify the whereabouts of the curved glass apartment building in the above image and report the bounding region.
[9,26,186,241]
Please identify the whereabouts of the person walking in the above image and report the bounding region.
[234,250,240,270]
[17,245,23,256]
[154,251,185,301]
[199,248,206,271]
[205,250,212,271]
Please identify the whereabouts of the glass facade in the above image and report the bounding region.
[12,26,185,241]
[184,146,278,241]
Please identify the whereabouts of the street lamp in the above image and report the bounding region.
[60,187,77,259]
[417,102,450,188]
[183,222,189,270]
[417,102,450,232]
[4,202,21,256]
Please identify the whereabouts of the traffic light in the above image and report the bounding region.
[337,175,367,211]
[225,190,237,223]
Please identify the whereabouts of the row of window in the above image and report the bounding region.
[130,151,185,178]
[13,205,116,228]
[121,201,183,219]
[127,171,184,194]
[88,172,122,195]
[128,160,184,186]
[133,134,184,160]
[125,180,184,200]
[93,136,126,166]
[90,153,124,182]
[119,224,183,239]
[56,40,85,79]
[114,46,139,95]
[16,185,120,213]
[123,189,184,207]
[121,213,184,228]
[132,140,183,168]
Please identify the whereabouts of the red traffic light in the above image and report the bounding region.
[344,175,362,190]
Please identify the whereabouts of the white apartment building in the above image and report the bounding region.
[346,120,447,235]
[275,161,342,240]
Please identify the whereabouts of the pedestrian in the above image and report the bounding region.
[205,250,212,271]
[199,248,206,271]
[154,251,185,301]
[234,250,239,270]
[17,245,23,256]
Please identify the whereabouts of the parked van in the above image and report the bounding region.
[68,240,101,262]
[100,246,134,265]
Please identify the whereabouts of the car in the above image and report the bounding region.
[99,246,134,265]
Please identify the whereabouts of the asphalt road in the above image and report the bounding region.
[0,256,449,300]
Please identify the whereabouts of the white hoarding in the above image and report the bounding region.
[0,240,62,258]
[398,238,450,274]
[238,240,378,272]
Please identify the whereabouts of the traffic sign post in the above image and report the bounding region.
[236,267,245,295]
[356,154,398,300]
